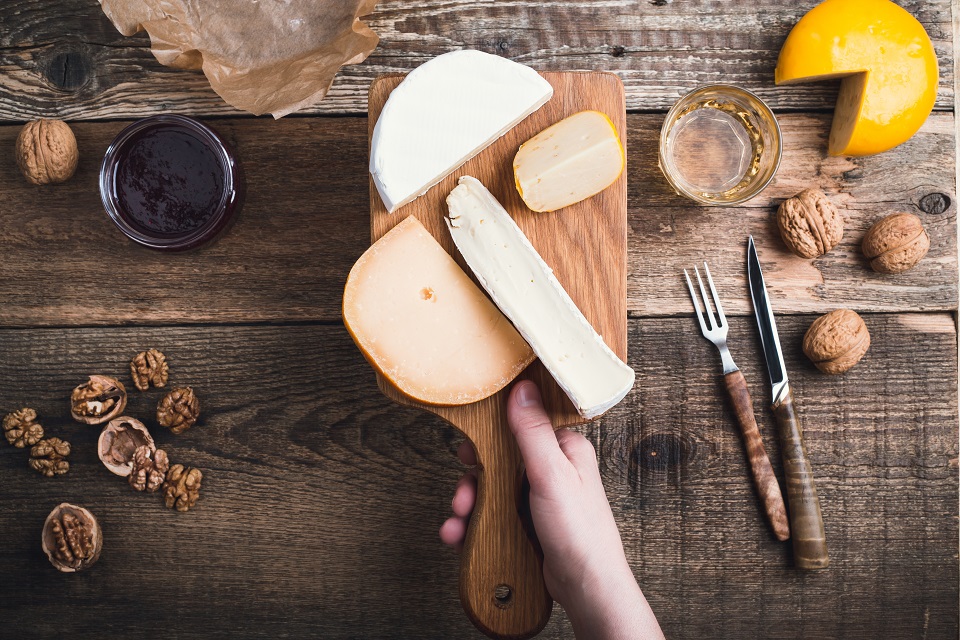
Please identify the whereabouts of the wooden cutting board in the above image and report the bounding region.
[367,71,628,639]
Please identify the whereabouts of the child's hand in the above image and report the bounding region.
[440,380,664,640]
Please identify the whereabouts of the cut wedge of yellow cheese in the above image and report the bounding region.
[343,216,535,405]
[775,0,938,156]
[513,110,625,212]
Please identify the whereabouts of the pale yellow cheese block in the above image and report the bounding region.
[343,216,535,405]
[513,110,624,212]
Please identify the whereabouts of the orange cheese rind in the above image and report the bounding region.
[775,0,938,156]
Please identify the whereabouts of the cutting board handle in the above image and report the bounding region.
[454,400,553,639]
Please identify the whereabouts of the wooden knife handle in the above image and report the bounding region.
[771,388,829,569]
[458,406,553,639]
[723,371,791,541]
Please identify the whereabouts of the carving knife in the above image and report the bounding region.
[747,236,829,569]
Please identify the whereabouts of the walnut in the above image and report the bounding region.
[862,212,930,274]
[128,445,170,492]
[71,375,127,425]
[41,503,102,572]
[803,309,871,375]
[15,119,79,185]
[158,387,200,434]
[130,348,169,391]
[29,437,71,477]
[3,407,44,448]
[162,464,202,512]
[98,416,155,476]
[777,189,844,258]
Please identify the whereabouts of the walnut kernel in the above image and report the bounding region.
[162,464,202,512]
[862,212,930,274]
[777,189,844,259]
[42,503,102,572]
[29,437,71,477]
[803,309,871,375]
[71,375,127,425]
[98,416,155,476]
[129,445,170,492]
[158,387,200,434]
[3,407,44,448]
[130,348,169,391]
[15,119,79,185]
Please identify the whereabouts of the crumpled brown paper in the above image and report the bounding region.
[99,0,379,118]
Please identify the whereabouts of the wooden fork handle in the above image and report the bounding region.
[723,370,791,542]
[772,388,829,569]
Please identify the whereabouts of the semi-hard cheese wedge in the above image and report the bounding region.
[446,176,635,419]
[775,0,938,156]
[343,216,535,405]
[370,50,553,213]
[513,110,624,212]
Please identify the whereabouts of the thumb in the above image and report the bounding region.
[507,381,565,486]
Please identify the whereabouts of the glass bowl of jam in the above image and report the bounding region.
[99,115,244,250]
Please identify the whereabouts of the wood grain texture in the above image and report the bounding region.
[0,111,954,327]
[0,0,954,121]
[722,370,789,542]
[366,71,628,639]
[0,314,954,639]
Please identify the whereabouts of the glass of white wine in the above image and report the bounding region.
[659,85,782,205]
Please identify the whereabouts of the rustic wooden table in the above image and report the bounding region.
[0,1,957,638]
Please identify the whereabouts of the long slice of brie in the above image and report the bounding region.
[446,176,635,419]
[370,50,553,213]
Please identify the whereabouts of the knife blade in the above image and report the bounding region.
[747,236,829,569]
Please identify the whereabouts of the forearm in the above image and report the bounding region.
[563,565,665,640]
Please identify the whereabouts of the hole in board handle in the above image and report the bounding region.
[494,584,513,608]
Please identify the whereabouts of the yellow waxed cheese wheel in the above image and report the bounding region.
[513,110,624,212]
[343,216,535,405]
[775,0,938,156]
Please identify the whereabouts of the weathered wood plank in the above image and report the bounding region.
[0,316,954,638]
[0,113,954,326]
[0,0,953,121]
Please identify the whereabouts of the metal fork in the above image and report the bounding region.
[684,263,791,542]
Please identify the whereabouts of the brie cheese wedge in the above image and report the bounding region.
[446,176,635,419]
[370,50,554,213]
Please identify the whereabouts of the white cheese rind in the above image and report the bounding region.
[370,50,554,213]
[445,176,635,419]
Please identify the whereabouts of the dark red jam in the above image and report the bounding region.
[100,115,243,250]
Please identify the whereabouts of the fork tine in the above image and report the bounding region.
[703,262,725,328]
[683,269,709,335]
[694,266,716,330]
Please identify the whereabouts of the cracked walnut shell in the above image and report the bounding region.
[71,375,127,425]
[158,387,200,434]
[15,119,79,185]
[98,416,155,476]
[30,437,71,477]
[777,189,844,259]
[803,309,871,375]
[3,407,44,448]
[129,445,169,492]
[42,503,102,572]
[862,212,930,274]
[162,464,202,512]
[130,348,169,391]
